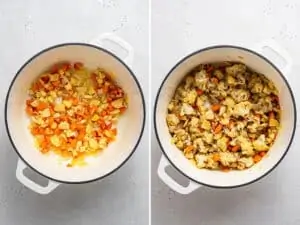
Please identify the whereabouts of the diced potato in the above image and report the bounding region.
[219,152,237,166]
[58,121,70,130]
[201,120,211,130]
[90,99,100,106]
[232,101,252,117]
[50,135,61,147]
[54,103,66,112]
[269,118,279,127]
[63,100,72,108]
[166,114,180,126]
[205,110,214,120]
[89,138,99,149]
[195,154,207,168]
[217,136,229,152]
[253,135,269,151]
[40,108,51,118]
[111,99,124,108]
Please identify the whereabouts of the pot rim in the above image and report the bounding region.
[5,42,146,184]
[154,45,297,189]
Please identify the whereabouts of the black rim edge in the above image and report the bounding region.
[154,45,297,189]
[5,42,146,184]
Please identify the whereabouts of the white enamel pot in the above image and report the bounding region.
[5,33,145,194]
[155,40,297,194]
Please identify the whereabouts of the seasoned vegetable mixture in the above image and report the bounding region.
[26,62,127,167]
[166,63,280,171]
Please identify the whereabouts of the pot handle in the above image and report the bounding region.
[16,159,60,195]
[90,33,134,67]
[157,155,201,195]
[254,39,293,75]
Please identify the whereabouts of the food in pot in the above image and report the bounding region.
[166,62,280,171]
[25,62,127,167]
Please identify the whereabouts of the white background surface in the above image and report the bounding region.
[0,0,149,224]
[152,0,300,225]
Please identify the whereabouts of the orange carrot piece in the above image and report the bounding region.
[269,112,275,119]
[52,81,60,87]
[74,62,83,70]
[260,151,267,157]
[253,154,262,163]
[214,124,223,134]
[221,167,230,172]
[231,145,241,152]
[228,120,234,129]
[197,89,204,95]
[207,65,214,73]
[31,127,39,135]
[26,106,34,115]
[211,104,221,112]
[213,153,220,162]
[37,102,48,111]
[77,130,86,140]
[111,128,117,135]
[184,145,194,153]
[211,77,219,84]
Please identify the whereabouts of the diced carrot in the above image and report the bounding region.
[111,128,117,135]
[48,117,54,125]
[213,153,220,162]
[40,76,50,84]
[52,81,60,87]
[101,111,107,116]
[119,107,127,113]
[221,167,230,172]
[31,82,41,91]
[70,139,77,148]
[271,94,279,102]
[60,62,72,71]
[54,128,61,135]
[72,97,79,105]
[260,151,267,157]
[37,102,48,111]
[90,106,98,115]
[197,89,204,95]
[207,65,214,73]
[100,122,106,130]
[45,136,51,143]
[74,62,83,70]
[41,147,50,153]
[106,123,112,130]
[107,97,112,103]
[70,123,77,130]
[269,112,275,119]
[211,121,218,130]
[214,124,223,134]
[26,99,33,106]
[31,127,39,135]
[211,104,221,112]
[184,145,194,153]
[26,106,34,115]
[231,145,241,152]
[228,120,234,129]
[77,130,86,140]
[211,77,219,84]
[45,128,53,135]
[92,131,98,137]
[253,154,262,163]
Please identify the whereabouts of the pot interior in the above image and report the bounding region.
[155,46,296,187]
[6,44,145,183]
